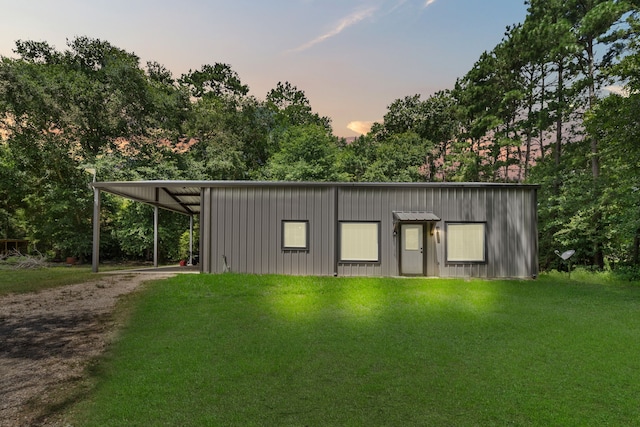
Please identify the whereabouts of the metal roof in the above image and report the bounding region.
[92,181,202,215]
[393,211,441,222]
[91,180,539,216]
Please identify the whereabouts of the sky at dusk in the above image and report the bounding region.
[0,0,529,137]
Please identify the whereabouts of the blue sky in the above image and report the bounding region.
[0,0,528,136]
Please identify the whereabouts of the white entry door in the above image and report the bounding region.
[401,224,424,275]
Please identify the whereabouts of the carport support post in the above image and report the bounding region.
[189,215,193,265]
[92,187,100,273]
[154,205,159,268]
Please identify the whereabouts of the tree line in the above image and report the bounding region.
[1,0,639,273]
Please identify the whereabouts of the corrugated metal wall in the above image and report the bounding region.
[335,186,538,278]
[202,185,337,275]
[201,183,538,278]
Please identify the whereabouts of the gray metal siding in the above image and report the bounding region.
[202,186,336,275]
[334,186,537,278]
[200,183,537,278]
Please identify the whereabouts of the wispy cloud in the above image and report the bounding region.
[388,0,437,17]
[287,7,377,53]
[389,0,408,13]
[287,0,437,54]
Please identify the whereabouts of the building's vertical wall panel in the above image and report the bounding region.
[507,189,519,277]
[258,188,268,273]
[531,189,539,277]
[485,188,496,278]
[282,187,291,274]
[248,187,260,273]
[200,188,211,273]
[427,187,441,277]
[486,188,502,278]
[305,189,314,274]
[267,187,277,273]
[474,186,537,279]
[223,188,233,272]
[228,188,238,272]
[381,189,396,277]
[204,185,335,275]
[239,188,248,273]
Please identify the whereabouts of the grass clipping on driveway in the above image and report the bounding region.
[70,274,640,426]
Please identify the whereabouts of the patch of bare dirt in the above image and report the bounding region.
[0,272,176,427]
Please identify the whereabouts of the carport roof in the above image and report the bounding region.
[92,181,203,215]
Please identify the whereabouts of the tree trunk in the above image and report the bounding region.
[554,61,564,195]
[588,39,599,181]
[524,68,535,180]
[539,63,547,162]
[586,38,604,269]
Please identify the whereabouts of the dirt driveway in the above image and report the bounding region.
[0,271,176,427]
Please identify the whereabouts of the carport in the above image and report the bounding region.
[91,181,204,273]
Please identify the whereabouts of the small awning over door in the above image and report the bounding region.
[393,211,440,222]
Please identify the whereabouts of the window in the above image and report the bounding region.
[339,222,380,262]
[446,223,486,262]
[282,221,309,251]
[404,226,420,251]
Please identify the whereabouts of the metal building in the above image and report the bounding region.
[91,181,539,278]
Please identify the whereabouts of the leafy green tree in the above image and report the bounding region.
[585,86,640,265]
[451,51,504,182]
[374,95,425,138]
[0,37,193,259]
[235,96,275,173]
[369,91,459,181]
[145,61,191,138]
[362,132,429,182]
[179,63,249,99]
[179,63,276,179]
[418,90,460,181]
[18,136,95,259]
[265,81,331,131]
[339,134,378,182]
[183,96,247,180]
[111,200,189,262]
[0,142,27,240]
[567,0,633,191]
[262,124,344,181]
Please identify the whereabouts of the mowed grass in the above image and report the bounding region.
[69,274,640,426]
[0,266,96,295]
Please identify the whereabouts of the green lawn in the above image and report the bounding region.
[68,274,640,426]
[0,263,155,295]
[0,266,97,295]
